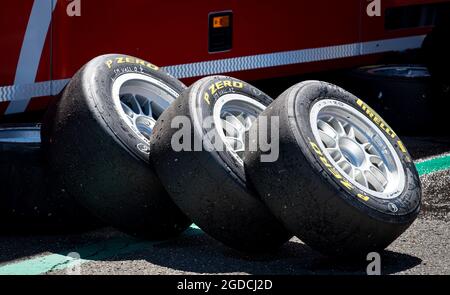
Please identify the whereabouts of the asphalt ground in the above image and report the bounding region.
[0,136,448,275]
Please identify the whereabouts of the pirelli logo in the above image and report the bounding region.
[356,99,397,139]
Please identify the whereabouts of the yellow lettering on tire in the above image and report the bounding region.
[204,93,211,105]
[233,81,244,88]
[397,140,407,154]
[223,81,232,87]
[357,193,370,201]
[357,99,397,139]
[341,179,353,190]
[105,60,113,69]
[310,142,323,156]
[309,141,357,198]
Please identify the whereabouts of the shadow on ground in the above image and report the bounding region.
[66,228,422,275]
[0,225,422,275]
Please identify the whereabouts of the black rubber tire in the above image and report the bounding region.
[150,76,291,253]
[342,65,434,136]
[0,124,99,233]
[244,81,421,257]
[41,54,191,238]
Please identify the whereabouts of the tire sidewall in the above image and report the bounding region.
[289,81,421,221]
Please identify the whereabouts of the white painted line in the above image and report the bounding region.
[5,0,58,115]
[0,34,426,113]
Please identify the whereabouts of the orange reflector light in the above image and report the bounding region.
[213,16,230,28]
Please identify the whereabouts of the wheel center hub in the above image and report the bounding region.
[339,137,365,167]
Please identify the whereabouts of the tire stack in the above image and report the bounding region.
[337,21,450,137]
[0,54,422,259]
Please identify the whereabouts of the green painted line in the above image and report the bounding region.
[0,225,202,275]
[416,154,450,176]
[0,238,132,275]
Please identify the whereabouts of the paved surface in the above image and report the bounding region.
[47,217,450,275]
[0,137,449,275]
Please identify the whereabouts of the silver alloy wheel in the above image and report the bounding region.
[213,94,267,164]
[111,73,179,144]
[310,99,405,200]
[0,126,40,143]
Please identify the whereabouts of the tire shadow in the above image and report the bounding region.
[104,230,422,275]
[0,227,422,275]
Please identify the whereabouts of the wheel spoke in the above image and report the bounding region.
[130,94,143,115]
[329,118,346,136]
[318,120,338,139]
[346,165,355,179]
[369,155,384,166]
[377,161,386,172]
[337,159,353,177]
[125,94,142,115]
[363,142,376,155]
[120,101,135,119]
[120,94,141,115]
[327,147,342,161]
[347,126,356,139]
[319,130,337,148]
[354,129,368,145]
[221,119,240,138]
[235,112,247,123]
[365,170,386,192]
[355,169,368,188]
[369,165,388,188]
[224,114,246,133]
[140,96,153,117]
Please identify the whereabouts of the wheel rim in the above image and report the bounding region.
[368,66,430,78]
[0,126,40,143]
[213,94,267,164]
[111,73,179,143]
[310,99,405,200]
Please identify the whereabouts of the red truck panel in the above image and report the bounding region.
[0,0,447,116]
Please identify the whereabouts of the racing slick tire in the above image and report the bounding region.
[244,81,421,257]
[41,54,191,238]
[150,76,291,253]
[0,124,98,232]
[343,65,434,135]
